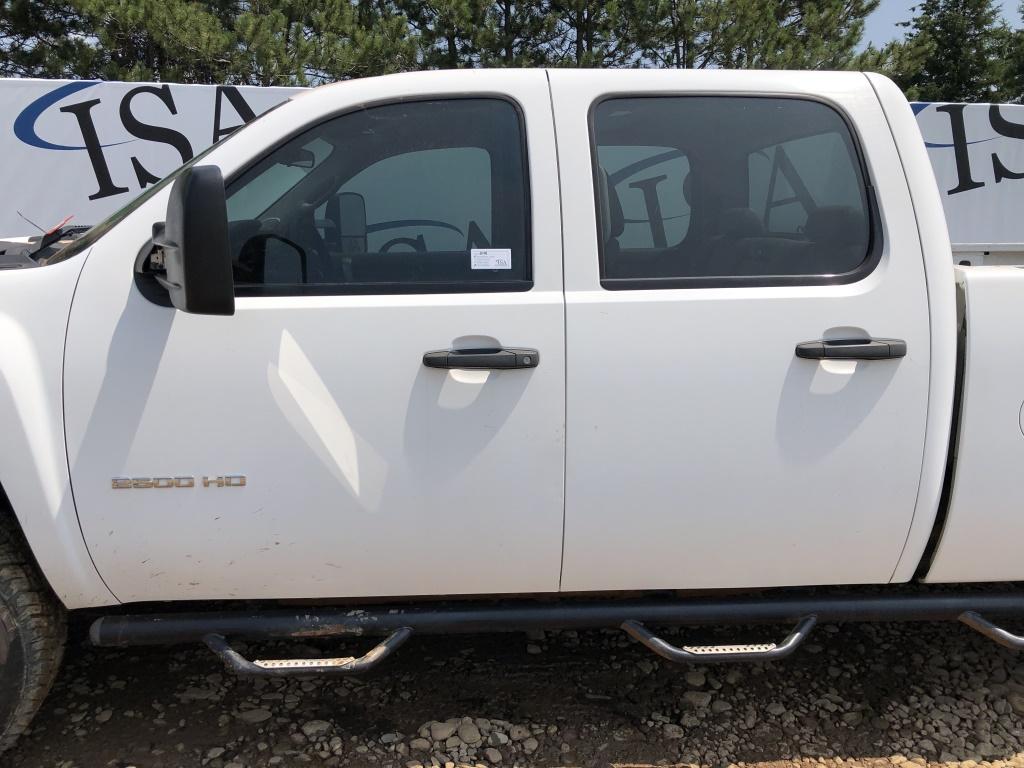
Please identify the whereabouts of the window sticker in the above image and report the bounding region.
[471,248,512,270]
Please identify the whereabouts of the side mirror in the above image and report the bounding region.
[138,165,234,315]
[326,192,367,253]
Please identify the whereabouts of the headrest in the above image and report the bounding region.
[719,208,763,239]
[597,169,625,243]
[804,206,865,246]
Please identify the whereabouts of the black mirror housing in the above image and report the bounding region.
[150,165,234,316]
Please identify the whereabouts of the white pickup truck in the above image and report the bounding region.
[0,68,1022,752]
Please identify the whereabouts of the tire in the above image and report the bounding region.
[0,517,66,754]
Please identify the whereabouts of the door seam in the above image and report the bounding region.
[545,70,570,592]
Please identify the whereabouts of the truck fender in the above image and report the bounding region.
[0,255,117,608]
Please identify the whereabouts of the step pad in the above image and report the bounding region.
[681,643,777,655]
[253,656,359,670]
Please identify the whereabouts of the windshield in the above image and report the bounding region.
[46,100,289,265]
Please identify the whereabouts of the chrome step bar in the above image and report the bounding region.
[89,590,1024,676]
[204,628,412,676]
[622,615,817,664]
[959,611,1024,650]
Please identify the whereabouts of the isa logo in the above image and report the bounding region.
[10,81,296,201]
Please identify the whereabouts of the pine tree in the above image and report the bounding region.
[399,0,487,68]
[74,0,236,82]
[476,0,555,66]
[996,3,1024,102]
[894,0,1010,102]
[852,34,934,88]
[631,0,879,71]
[1,0,888,83]
[546,0,636,67]
[0,1,98,77]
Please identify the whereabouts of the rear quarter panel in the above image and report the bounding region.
[924,266,1024,582]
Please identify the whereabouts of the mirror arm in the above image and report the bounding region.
[133,223,175,308]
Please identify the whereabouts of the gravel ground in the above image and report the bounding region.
[5,616,1024,768]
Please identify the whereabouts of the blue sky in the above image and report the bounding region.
[861,0,1022,48]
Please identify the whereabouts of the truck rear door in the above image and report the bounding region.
[551,70,933,591]
[63,71,566,602]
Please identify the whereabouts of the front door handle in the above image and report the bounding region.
[423,347,539,370]
[795,338,907,360]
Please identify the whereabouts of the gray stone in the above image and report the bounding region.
[1009,692,1024,716]
[522,737,539,754]
[178,687,218,702]
[430,722,457,741]
[683,691,712,708]
[484,747,502,763]
[685,671,706,688]
[237,708,273,724]
[410,738,431,751]
[301,720,333,739]
[444,735,463,750]
[457,723,482,745]
[663,723,685,739]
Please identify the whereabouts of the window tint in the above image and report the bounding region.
[227,137,334,222]
[592,97,873,287]
[225,99,530,294]
[597,146,690,249]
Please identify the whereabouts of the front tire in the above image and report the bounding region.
[0,518,66,754]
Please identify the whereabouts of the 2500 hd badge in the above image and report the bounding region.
[110,475,247,489]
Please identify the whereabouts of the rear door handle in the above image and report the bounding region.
[795,338,907,360]
[423,348,539,370]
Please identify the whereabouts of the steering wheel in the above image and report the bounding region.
[379,235,427,254]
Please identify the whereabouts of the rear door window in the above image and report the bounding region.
[592,96,875,288]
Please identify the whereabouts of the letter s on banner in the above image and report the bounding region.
[119,85,194,188]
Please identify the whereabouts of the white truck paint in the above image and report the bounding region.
[63,71,568,602]
[552,69,950,592]
[0,68,1011,609]
[925,265,1024,582]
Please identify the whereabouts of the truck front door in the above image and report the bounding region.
[552,71,934,591]
[63,72,566,602]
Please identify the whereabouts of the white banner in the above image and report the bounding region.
[914,101,1024,248]
[3,79,1024,249]
[0,79,300,235]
